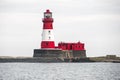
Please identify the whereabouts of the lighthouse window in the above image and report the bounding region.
[44,13,51,18]
[48,31,51,34]
[49,37,51,39]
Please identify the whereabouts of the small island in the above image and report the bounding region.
[0,55,120,63]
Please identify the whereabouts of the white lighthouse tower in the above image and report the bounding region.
[41,9,55,49]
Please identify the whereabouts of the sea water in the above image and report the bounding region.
[0,63,120,80]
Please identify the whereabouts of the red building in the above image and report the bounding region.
[58,42,85,50]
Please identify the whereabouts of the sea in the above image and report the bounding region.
[0,63,120,80]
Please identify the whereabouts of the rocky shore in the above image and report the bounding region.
[0,55,120,63]
[89,55,120,63]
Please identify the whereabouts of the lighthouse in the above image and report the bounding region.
[41,9,55,49]
[34,9,62,58]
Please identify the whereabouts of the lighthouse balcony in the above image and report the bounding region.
[42,18,53,22]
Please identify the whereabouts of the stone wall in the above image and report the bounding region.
[33,49,64,58]
[72,50,86,58]
[34,49,86,59]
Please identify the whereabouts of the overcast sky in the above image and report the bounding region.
[0,0,120,57]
